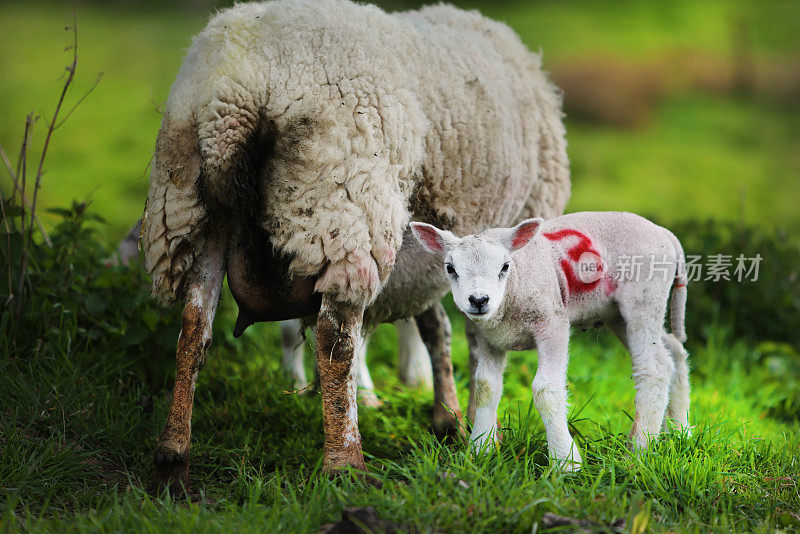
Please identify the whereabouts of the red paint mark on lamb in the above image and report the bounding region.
[543,228,610,297]
[543,229,600,261]
[559,258,600,294]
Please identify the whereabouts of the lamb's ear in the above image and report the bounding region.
[505,218,543,252]
[409,222,454,253]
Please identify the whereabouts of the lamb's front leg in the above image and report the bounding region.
[468,334,507,452]
[532,319,582,471]
[465,320,480,425]
[316,296,367,472]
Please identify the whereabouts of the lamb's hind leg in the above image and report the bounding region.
[611,320,688,438]
[354,331,382,408]
[415,302,463,439]
[625,322,675,450]
[152,232,225,492]
[662,332,691,432]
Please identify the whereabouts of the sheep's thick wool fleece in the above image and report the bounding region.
[143,0,570,306]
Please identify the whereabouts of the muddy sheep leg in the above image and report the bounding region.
[151,233,225,493]
[316,296,367,473]
[415,301,464,439]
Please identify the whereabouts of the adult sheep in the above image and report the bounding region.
[143,0,570,488]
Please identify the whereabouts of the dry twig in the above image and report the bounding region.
[0,11,102,315]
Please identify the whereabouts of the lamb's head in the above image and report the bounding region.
[410,219,542,321]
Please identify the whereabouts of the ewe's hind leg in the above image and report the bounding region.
[396,318,433,389]
[281,320,307,389]
[415,302,463,438]
[625,323,675,449]
[316,298,367,472]
[284,320,379,405]
[532,320,582,471]
[153,232,225,492]
[662,332,691,432]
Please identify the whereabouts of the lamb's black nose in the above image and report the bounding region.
[469,294,489,311]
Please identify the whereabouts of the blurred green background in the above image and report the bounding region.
[1,0,799,241]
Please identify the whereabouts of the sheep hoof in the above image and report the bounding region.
[152,445,190,496]
[355,472,383,489]
[432,410,466,443]
[322,458,380,487]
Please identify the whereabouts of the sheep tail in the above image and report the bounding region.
[666,230,687,343]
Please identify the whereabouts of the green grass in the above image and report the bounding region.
[2,1,799,531]
[2,292,799,532]
[1,1,799,239]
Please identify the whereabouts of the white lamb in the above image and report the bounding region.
[411,212,690,470]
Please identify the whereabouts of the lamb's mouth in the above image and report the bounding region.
[466,309,489,319]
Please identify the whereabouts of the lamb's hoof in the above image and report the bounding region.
[432,410,466,444]
[555,460,582,473]
[398,374,432,390]
[151,446,190,496]
[551,445,583,473]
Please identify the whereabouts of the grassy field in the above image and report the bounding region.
[1,1,799,239]
[2,0,799,532]
[2,290,799,531]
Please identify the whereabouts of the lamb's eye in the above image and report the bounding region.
[446,264,457,277]
[500,262,510,274]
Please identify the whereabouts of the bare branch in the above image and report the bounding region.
[0,188,14,306]
[18,117,29,263]
[16,12,80,314]
[0,143,53,248]
[29,12,78,223]
[54,70,104,131]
